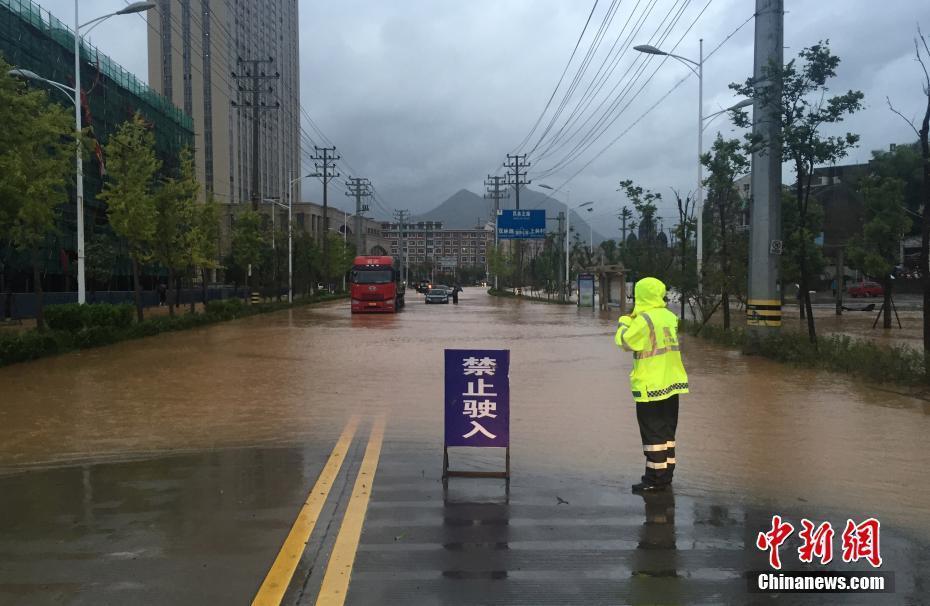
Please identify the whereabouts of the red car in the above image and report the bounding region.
[848,281,883,297]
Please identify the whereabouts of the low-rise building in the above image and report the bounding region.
[220,202,391,257]
[380,221,494,268]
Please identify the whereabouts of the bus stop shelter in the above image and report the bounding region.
[582,263,627,313]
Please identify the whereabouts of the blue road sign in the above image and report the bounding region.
[444,349,510,447]
[497,209,545,239]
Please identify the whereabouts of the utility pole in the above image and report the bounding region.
[558,211,566,302]
[231,57,279,211]
[345,177,372,255]
[484,175,510,290]
[484,175,510,215]
[503,154,530,210]
[394,209,410,285]
[504,155,531,290]
[747,0,784,340]
[310,146,340,281]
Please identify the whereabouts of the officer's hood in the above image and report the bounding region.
[632,277,667,316]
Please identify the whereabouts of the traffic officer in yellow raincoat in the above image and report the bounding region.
[615,277,689,493]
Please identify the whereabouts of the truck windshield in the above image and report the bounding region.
[352,269,393,284]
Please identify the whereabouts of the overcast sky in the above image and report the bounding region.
[40,0,930,231]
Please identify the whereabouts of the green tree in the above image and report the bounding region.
[85,231,119,295]
[292,231,321,295]
[528,234,561,296]
[617,179,673,285]
[192,194,221,306]
[779,187,826,318]
[870,145,923,232]
[701,135,750,329]
[886,27,930,367]
[847,176,910,329]
[153,147,198,316]
[231,210,264,299]
[325,232,356,290]
[0,62,74,329]
[99,114,160,322]
[668,189,696,320]
[618,206,634,245]
[731,41,864,343]
[598,239,622,265]
[488,243,514,290]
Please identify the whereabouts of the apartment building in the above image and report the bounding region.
[147,0,300,205]
[380,222,494,268]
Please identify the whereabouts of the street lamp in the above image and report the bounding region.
[703,98,754,131]
[539,184,593,300]
[9,2,155,305]
[635,41,752,293]
[586,206,595,254]
[635,41,704,290]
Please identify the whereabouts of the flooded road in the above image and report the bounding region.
[1,288,928,604]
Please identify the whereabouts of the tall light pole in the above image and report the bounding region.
[540,185,595,300]
[566,202,595,296]
[635,41,704,289]
[288,173,321,302]
[11,2,154,305]
[635,42,753,293]
[586,206,595,254]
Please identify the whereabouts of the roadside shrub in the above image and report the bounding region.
[44,303,135,332]
[127,320,162,338]
[1,293,348,368]
[85,303,134,329]
[73,326,120,349]
[205,298,245,318]
[0,330,65,365]
[487,288,574,305]
[681,318,929,386]
[44,304,85,331]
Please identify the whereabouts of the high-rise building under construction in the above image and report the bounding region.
[147,1,300,206]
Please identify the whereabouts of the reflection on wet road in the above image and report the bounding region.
[1,288,928,604]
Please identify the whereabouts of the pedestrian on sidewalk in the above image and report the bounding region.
[614,277,689,494]
[452,284,461,304]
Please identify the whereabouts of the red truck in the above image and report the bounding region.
[350,256,405,313]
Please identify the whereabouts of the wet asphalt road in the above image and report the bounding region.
[1,288,929,605]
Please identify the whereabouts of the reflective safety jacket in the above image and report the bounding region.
[614,277,689,403]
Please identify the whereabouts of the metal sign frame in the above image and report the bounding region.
[442,349,510,481]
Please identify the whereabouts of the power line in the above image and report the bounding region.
[526,0,624,157]
[546,9,756,194]
[533,0,695,176]
[513,0,601,153]
[531,0,674,163]
[533,0,709,179]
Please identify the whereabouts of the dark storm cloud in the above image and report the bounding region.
[39,0,930,228]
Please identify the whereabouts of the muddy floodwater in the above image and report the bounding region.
[1,288,928,538]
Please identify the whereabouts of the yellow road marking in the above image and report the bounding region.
[316,416,386,606]
[251,415,360,606]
